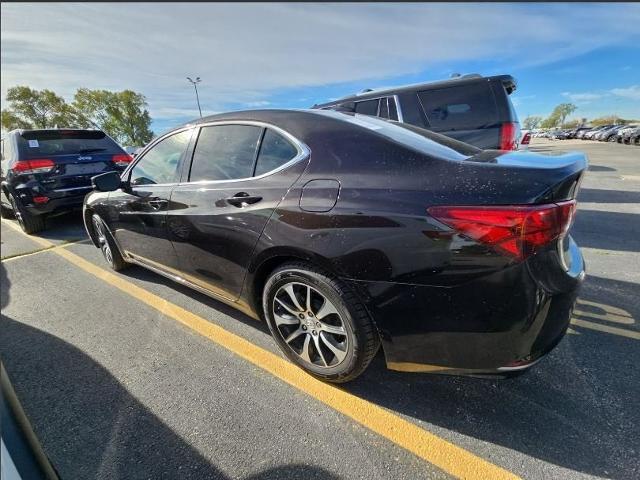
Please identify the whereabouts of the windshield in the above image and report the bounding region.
[19,130,124,158]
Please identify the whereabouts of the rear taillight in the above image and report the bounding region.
[521,132,531,145]
[428,200,576,261]
[500,122,519,150]
[11,158,56,174]
[112,154,133,167]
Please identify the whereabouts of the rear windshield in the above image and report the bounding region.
[311,110,477,161]
[417,83,497,131]
[19,130,123,158]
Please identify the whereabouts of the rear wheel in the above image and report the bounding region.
[263,263,379,383]
[92,214,128,271]
[0,197,14,219]
[9,193,45,234]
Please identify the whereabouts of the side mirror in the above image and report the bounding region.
[92,171,123,192]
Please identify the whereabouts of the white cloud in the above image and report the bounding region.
[562,92,605,103]
[1,3,639,124]
[610,85,640,101]
[243,101,271,107]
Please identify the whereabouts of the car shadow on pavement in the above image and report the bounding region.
[118,260,639,478]
[344,273,639,479]
[572,209,640,252]
[6,216,639,478]
[0,264,339,480]
[578,188,640,204]
[587,164,617,172]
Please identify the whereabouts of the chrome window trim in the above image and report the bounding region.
[393,95,404,122]
[53,185,94,192]
[351,95,402,122]
[178,120,310,186]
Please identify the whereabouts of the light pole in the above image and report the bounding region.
[186,76,202,118]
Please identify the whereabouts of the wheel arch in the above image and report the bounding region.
[83,206,101,248]
[245,247,382,340]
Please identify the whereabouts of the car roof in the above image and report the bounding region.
[159,108,479,160]
[6,128,105,136]
[312,74,516,108]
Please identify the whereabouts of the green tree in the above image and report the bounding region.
[542,103,577,129]
[562,119,581,129]
[522,115,543,130]
[2,85,154,145]
[73,89,153,145]
[1,109,33,130]
[590,115,630,127]
[3,86,71,129]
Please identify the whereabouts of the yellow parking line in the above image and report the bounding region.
[2,219,518,480]
[1,238,89,262]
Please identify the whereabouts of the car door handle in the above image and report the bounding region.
[148,199,168,210]
[226,192,262,207]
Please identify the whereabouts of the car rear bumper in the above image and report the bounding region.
[344,240,585,376]
[21,188,92,215]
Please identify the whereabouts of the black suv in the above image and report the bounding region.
[1,129,132,233]
[313,74,520,150]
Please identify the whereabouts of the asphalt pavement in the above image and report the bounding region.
[1,139,638,480]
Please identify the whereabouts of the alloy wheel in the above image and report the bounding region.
[272,282,348,369]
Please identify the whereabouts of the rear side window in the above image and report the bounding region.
[378,97,390,119]
[388,97,399,121]
[355,99,379,116]
[254,129,298,176]
[19,130,123,159]
[397,92,427,128]
[190,125,262,182]
[418,83,497,131]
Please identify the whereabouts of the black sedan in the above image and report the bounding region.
[84,110,587,383]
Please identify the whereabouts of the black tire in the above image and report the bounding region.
[91,213,128,271]
[262,262,379,383]
[0,202,15,219]
[9,193,45,234]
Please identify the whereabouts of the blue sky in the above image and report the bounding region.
[2,3,639,136]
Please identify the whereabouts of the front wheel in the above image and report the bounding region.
[91,214,128,271]
[263,263,379,383]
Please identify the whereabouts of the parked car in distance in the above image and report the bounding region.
[519,129,531,150]
[594,125,624,142]
[616,125,639,144]
[312,74,521,150]
[84,109,586,383]
[0,128,133,233]
[576,128,590,139]
[124,145,143,157]
[626,127,640,145]
[548,129,571,140]
[584,125,615,140]
[567,127,590,139]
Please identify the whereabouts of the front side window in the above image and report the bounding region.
[189,125,262,182]
[254,129,298,176]
[130,129,191,185]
